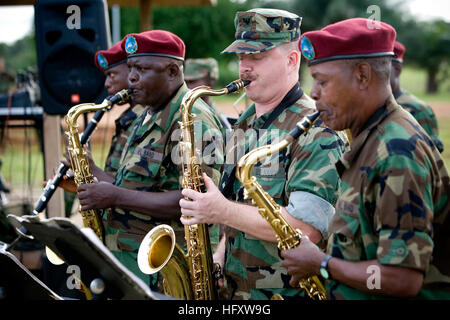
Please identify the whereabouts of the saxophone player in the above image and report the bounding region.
[76,30,224,289]
[179,8,345,300]
[281,18,450,300]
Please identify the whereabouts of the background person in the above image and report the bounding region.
[390,40,444,152]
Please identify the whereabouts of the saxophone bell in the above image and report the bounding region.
[137,224,193,299]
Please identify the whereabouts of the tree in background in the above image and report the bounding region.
[400,19,450,93]
[0,0,447,94]
[121,0,257,86]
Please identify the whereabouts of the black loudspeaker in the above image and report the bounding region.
[34,0,111,115]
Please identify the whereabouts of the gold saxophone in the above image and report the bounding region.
[137,79,249,300]
[236,111,327,300]
[45,89,131,300]
[65,89,132,243]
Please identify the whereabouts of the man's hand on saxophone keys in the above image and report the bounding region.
[77,181,119,211]
[179,172,229,226]
[280,237,327,287]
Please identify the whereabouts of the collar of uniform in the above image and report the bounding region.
[393,88,403,100]
[235,103,256,127]
[235,83,303,129]
[336,94,398,174]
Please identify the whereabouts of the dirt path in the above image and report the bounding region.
[429,102,450,119]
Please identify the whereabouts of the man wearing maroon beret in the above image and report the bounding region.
[76,30,223,287]
[59,39,146,194]
[281,18,450,300]
[390,41,444,153]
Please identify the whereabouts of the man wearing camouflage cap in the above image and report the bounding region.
[390,41,444,153]
[179,8,346,300]
[281,18,450,299]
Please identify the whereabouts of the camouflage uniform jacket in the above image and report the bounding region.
[327,95,450,300]
[105,83,223,253]
[104,103,146,177]
[394,89,444,152]
[221,87,345,300]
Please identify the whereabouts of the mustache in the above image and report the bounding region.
[240,72,256,82]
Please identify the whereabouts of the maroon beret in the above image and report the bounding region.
[123,30,185,61]
[393,41,406,63]
[300,18,396,66]
[94,40,127,71]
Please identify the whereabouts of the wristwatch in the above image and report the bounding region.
[319,254,333,279]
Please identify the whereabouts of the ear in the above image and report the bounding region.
[354,62,371,90]
[287,50,300,72]
[392,62,402,77]
[167,62,181,79]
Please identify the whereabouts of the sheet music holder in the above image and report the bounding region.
[7,214,171,300]
[0,243,62,300]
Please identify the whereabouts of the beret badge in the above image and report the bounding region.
[97,53,108,70]
[300,37,315,60]
[125,36,138,54]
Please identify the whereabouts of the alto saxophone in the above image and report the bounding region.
[137,79,249,300]
[65,89,132,243]
[236,111,327,300]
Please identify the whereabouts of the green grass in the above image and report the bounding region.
[400,67,450,103]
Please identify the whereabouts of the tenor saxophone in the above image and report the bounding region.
[236,111,327,300]
[65,89,132,243]
[137,79,249,300]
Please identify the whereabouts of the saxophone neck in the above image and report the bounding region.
[236,140,290,184]
[181,79,250,117]
[236,111,321,185]
[66,101,110,128]
[66,89,132,127]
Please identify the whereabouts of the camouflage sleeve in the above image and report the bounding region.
[286,126,344,205]
[370,154,434,272]
[403,103,444,153]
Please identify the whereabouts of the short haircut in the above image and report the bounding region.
[278,41,301,72]
[341,56,392,83]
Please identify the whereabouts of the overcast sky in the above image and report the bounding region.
[0,0,449,44]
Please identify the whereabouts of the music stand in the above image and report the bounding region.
[0,243,62,300]
[7,214,171,300]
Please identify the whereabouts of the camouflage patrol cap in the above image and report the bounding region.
[222,8,302,55]
[184,58,219,81]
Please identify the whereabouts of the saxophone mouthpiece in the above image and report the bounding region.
[107,89,133,105]
[225,79,251,94]
[290,111,321,140]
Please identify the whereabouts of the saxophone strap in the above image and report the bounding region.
[220,83,303,198]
